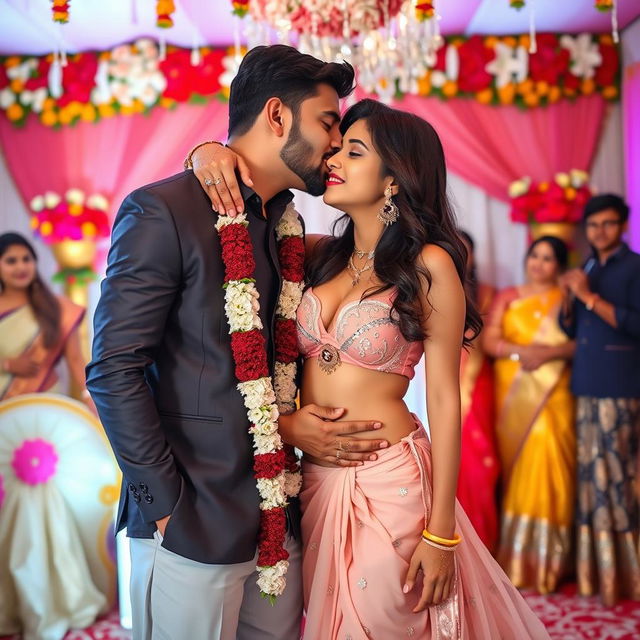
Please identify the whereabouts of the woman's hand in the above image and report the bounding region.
[191,143,253,216]
[4,354,39,377]
[519,344,549,371]
[403,539,456,611]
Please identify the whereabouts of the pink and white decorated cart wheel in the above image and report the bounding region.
[0,393,120,606]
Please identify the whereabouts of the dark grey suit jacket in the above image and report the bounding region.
[87,171,290,564]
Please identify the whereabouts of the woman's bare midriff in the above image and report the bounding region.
[300,357,418,467]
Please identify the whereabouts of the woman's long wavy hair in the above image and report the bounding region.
[307,99,482,347]
[0,233,60,348]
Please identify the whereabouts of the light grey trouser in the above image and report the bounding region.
[129,531,303,640]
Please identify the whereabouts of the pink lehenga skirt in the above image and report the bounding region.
[300,421,549,640]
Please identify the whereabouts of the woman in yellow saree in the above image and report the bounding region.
[0,233,89,404]
[483,236,576,594]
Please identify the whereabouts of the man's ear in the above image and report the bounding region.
[264,97,289,137]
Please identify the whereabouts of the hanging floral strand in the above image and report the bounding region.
[509,0,526,8]
[51,0,70,23]
[232,0,250,17]
[156,0,176,28]
[415,2,435,21]
[594,0,613,10]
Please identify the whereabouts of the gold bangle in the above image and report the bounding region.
[183,140,223,170]
[422,529,462,547]
[421,537,457,551]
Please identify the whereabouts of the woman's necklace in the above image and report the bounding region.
[348,247,375,287]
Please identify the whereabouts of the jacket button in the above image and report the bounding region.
[139,483,148,493]
[133,493,141,503]
[144,494,154,504]
[128,483,137,493]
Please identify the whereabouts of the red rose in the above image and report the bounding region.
[595,44,618,87]
[457,36,495,93]
[563,71,581,92]
[278,236,305,283]
[257,507,288,566]
[58,53,98,106]
[529,34,570,86]
[231,330,269,381]
[192,49,225,97]
[275,318,298,363]
[254,451,286,479]
[220,223,255,281]
[161,49,196,102]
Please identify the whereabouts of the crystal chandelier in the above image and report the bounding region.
[236,1,445,102]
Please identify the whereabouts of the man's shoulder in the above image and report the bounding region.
[127,171,200,202]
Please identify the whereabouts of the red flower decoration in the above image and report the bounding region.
[254,450,287,479]
[58,53,99,107]
[279,236,305,282]
[24,58,51,91]
[231,330,269,381]
[160,49,195,102]
[457,36,495,93]
[275,319,298,363]
[220,223,255,282]
[595,43,619,87]
[529,34,570,86]
[257,507,289,566]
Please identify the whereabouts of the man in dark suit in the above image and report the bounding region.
[87,45,388,640]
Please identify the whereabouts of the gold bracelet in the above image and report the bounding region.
[421,537,457,551]
[183,140,223,170]
[422,529,462,547]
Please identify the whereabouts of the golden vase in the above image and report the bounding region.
[529,223,577,245]
[51,239,97,270]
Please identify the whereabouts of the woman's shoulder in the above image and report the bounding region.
[418,243,457,274]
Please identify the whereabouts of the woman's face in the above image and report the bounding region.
[0,244,37,291]
[322,118,390,213]
[525,241,559,284]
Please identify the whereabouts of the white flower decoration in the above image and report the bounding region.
[276,281,304,320]
[256,559,289,596]
[508,177,531,198]
[560,34,602,79]
[238,377,277,409]
[485,43,528,89]
[225,281,262,333]
[215,213,248,231]
[66,189,85,205]
[253,432,283,455]
[30,195,45,212]
[44,191,61,209]
[0,88,16,109]
[570,169,589,188]
[257,475,287,510]
[87,194,109,211]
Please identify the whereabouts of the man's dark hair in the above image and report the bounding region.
[228,45,355,138]
[583,193,630,224]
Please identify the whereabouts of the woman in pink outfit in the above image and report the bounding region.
[296,100,549,639]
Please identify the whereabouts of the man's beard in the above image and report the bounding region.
[280,117,326,196]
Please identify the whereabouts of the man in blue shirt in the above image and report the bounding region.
[560,194,640,606]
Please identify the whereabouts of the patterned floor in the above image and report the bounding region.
[3,586,640,639]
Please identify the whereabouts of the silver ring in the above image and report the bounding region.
[336,449,342,460]
[204,178,213,186]
[213,176,223,185]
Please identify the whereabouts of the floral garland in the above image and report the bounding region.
[215,203,304,601]
[509,170,592,224]
[0,33,620,128]
[51,0,70,24]
[156,0,176,28]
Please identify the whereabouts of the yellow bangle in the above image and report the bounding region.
[422,529,462,547]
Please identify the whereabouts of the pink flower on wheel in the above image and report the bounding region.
[11,438,58,485]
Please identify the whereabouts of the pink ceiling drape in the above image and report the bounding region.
[391,93,607,202]
[0,100,229,220]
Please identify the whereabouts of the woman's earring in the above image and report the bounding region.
[377,185,399,226]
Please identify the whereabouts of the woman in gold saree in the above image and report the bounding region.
[483,236,576,594]
[0,232,89,404]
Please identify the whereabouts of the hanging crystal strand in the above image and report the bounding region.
[190,28,201,66]
[48,48,63,99]
[58,23,68,67]
[233,13,243,61]
[340,0,352,61]
[528,0,537,54]
[611,0,619,44]
[131,0,138,24]
[159,35,167,61]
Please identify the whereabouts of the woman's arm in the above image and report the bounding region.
[481,288,522,359]
[420,245,465,538]
[63,324,96,411]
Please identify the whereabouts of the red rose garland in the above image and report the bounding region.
[216,204,304,601]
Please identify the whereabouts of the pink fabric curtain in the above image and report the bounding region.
[0,101,229,220]
[388,93,607,202]
[623,62,640,251]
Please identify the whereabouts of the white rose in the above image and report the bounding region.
[554,173,570,188]
[44,191,61,209]
[238,378,276,409]
[0,88,16,109]
[253,432,283,455]
[257,475,287,510]
[284,470,302,498]
[248,405,279,428]
[66,188,85,205]
[276,281,304,319]
[30,195,45,212]
[87,194,109,211]
[508,178,530,198]
[256,560,289,596]
[215,213,248,231]
[19,90,33,106]
[570,169,589,188]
